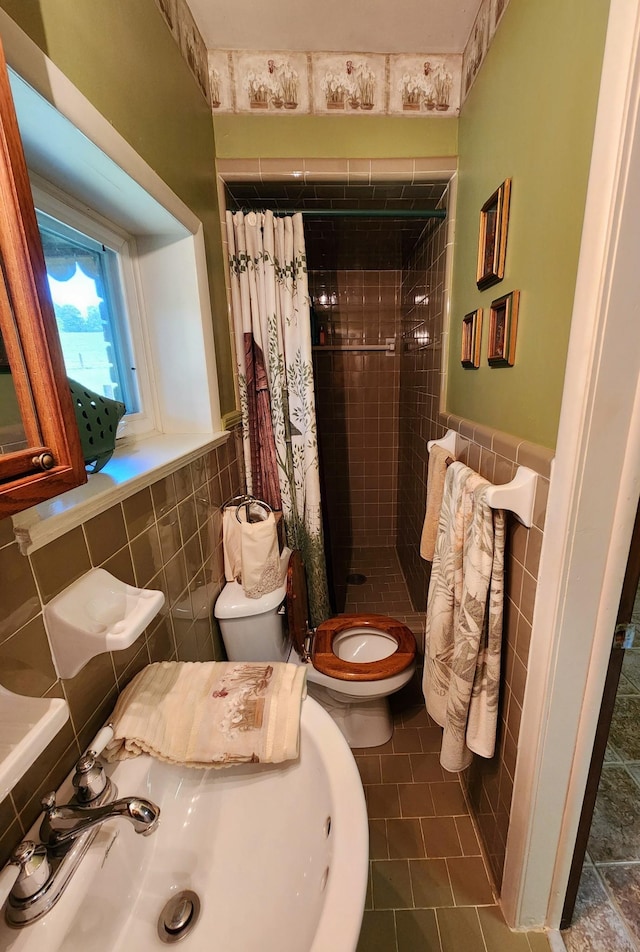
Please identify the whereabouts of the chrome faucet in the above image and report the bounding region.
[39,792,160,853]
[2,726,161,927]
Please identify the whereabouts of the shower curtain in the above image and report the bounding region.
[226,209,330,627]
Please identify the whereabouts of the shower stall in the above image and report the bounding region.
[224,178,452,638]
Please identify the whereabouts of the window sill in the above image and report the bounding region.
[12,430,229,555]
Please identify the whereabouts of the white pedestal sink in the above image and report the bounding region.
[0,696,368,952]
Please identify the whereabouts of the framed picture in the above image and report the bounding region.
[476,178,511,290]
[461,309,482,368]
[488,290,519,366]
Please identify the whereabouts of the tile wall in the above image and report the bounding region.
[310,269,400,610]
[397,209,450,610]
[403,405,553,890]
[393,182,554,890]
[0,431,244,864]
[448,418,552,889]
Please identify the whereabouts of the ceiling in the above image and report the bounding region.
[185,0,484,54]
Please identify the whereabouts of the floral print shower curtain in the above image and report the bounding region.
[226,210,330,627]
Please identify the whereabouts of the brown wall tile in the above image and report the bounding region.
[11,718,78,816]
[311,269,401,609]
[0,615,57,697]
[173,464,194,502]
[84,505,128,565]
[102,546,136,587]
[62,653,117,734]
[18,733,80,836]
[130,524,162,587]
[31,527,91,603]
[151,474,177,518]
[0,542,40,642]
[0,432,238,859]
[397,210,450,610]
[122,487,155,539]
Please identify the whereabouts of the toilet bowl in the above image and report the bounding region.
[214,548,416,747]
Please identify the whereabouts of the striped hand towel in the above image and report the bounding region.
[104,661,307,768]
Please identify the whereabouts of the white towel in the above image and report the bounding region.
[422,462,506,772]
[223,507,242,582]
[241,511,282,598]
[420,445,454,562]
[104,661,307,768]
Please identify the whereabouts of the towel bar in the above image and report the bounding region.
[427,429,538,528]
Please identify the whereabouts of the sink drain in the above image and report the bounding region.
[158,890,201,943]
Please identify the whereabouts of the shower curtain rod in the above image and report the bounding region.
[239,207,447,220]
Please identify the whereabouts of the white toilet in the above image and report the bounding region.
[214,548,416,747]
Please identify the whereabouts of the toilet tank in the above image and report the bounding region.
[214,575,290,663]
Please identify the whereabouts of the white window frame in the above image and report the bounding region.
[32,176,159,439]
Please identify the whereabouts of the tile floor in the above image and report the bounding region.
[336,546,551,951]
[562,646,640,951]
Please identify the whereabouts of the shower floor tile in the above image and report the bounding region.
[336,546,424,642]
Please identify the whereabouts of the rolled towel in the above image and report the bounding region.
[241,511,281,598]
[420,444,454,562]
[104,661,307,768]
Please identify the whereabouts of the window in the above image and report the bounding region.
[7,49,222,549]
[31,180,156,438]
[37,211,139,411]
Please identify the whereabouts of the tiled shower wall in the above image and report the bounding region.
[311,270,400,610]
[397,210,450,611]
[0,431,243,864]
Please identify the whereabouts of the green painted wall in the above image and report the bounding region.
[447,0,610,449]
[214,115,458,159]
[3,0,609,440]
[0,0,235,417]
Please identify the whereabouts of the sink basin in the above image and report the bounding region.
[0,696,368,952]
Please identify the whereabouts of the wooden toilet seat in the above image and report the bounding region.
[286,551,416,683]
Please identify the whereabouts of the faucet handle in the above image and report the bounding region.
[71,723,114,805]
[86,724,114,758]
[3,841,50,902]
[41,792,56,813]
[72,752,108,804]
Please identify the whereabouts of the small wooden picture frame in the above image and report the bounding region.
[488,290,519,366]
[476,178,511,290]
[461,309,482,368]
